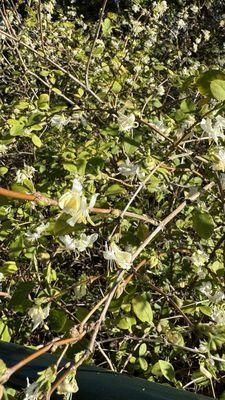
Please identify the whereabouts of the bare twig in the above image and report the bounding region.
[131,182,215,262]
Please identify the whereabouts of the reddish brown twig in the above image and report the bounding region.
[0,187,158,225]
[0,333,86,385]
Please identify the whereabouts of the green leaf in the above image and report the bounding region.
[9,119,25,136]
[159,360,175,381]
[138,357,148,371]
[112,81,122,93]
[102,18,112,36]
[49,309,68,333]
[0,320,11,342]
[166,331,184,347]
[0,359,7,377]
[132,296,153,324]
[192,210,215,239]
[9,281,35,312]
[105,184,126,196]
[139,343,147,356]
[11,183,28,193]
[1,261,17,276]
[15,101,29,110]
[37,94,49,110]
[9,235,24,258]
[63,162,77,172]
[31,133,43,147]
[0,167,8,176]
[210,80,225,101]
[122,133,141,155]
[117,316,136,332]
[180,99,196,113]
[23,178,34,192]
[52,87,62,94]
[152,360,175,381]
[196,70,225,97]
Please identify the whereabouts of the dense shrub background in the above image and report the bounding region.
[0,0,225,398]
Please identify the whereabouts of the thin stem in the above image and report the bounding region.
[85,0,108,87]
[131,182,215,262]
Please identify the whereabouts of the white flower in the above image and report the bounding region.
[142,55,150,64]
[132,21,144,35]
[153,1,168,17]
[214,149,225,171]
[103,242,132,270]
[59,233,98,252]
[59,179,98,226]
[201,116,225,144]
[0,144,8,156]
[211,307,225,325]
[57,374,79,398]
[202,29,210,41]
[199,281,212,297]
[16,165,36,183]
[74,233,98,252]
[118,159,140,178]
[117,112,138,132]
[28,303,50,331]
[51,114,69,130]
[191,250,208,267]
[23,379,41,400]
[59,234,76,251]
[157,85,165,96]
[190,5,199,13]
[26,223,49,241]
[132,4,140,12]
[209,291,225,304]
[177,19,186,29]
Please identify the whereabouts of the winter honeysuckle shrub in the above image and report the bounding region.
[2,0,225,397]
[59,179,98,226]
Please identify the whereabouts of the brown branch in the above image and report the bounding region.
[0,332,86,385]
[0,187,57,205]
[0,187,158,225]
[0,291,11,299]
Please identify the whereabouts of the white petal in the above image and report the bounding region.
[72,179,83,193]
[89,193,98,209]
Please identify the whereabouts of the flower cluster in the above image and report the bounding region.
[59,179,98,226]
[201,115,225,144]
[59,233,98,252]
